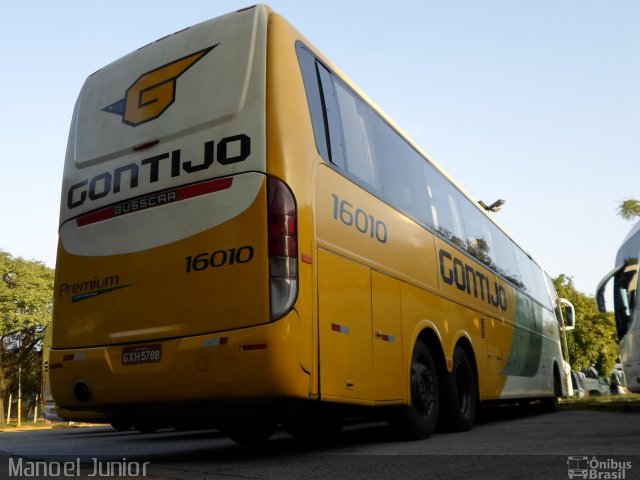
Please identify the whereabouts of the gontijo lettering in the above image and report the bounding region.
[439,249,507,311]
[66,134,250,210]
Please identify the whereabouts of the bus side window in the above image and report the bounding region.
[424,167,464,249]
[332,79,381,190]
[490,223,521,288]
[367,112,431,225]
[530,263,553,310]
[316,63,346,169]
[296,44,331,163]
[627,264,638,315]
[614,264,638,340]
[513,247,535,295]
[457,198,496,270]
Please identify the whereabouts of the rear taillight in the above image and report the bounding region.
[267,177,298,320]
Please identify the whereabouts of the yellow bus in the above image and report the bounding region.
[50,4,573,442]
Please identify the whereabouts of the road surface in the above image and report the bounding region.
[1,408,639,479]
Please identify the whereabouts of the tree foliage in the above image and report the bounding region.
[553,274,618,378]
[0,250,54,422]
[617,198,640,221]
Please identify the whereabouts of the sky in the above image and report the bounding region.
[1,0,638,298]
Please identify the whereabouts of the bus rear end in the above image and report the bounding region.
[50,5,306,432]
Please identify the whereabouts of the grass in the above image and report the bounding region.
[0,420,100,432]
[0,420,51,430]
[560,393,640,412]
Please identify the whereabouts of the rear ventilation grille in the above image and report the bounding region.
[481,318,486,339]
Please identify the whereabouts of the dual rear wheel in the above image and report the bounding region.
[390,342,477,439]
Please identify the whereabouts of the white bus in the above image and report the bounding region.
[597,221,640,393]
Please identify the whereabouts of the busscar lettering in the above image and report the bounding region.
[67,134,250,209]
[439,249,507,311]
[114,191,177,215]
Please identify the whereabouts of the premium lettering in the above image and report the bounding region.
[58,275,119,297]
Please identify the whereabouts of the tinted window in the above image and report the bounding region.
[298,45,551,306]
[424,168,465,249]
[490,224,521,288]
[333,80,381,189]
[368,113,431,224]
[458,199,496,269]
[296,45,330,162]
[530,262,552,309]
[513,247,535,295]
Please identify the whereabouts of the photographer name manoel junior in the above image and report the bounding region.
[8,457,150,478]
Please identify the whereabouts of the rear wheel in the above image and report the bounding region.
[388,341,439,439]
[110,421,133,432]
[222,418,277,444]
[135,422,160,434]
[440,346,477,431]
[542,367,562,412]
[283,416,344,439]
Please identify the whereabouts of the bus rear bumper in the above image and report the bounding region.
[49,311,309,413]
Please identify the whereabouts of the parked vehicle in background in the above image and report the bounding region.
[580,367,611,396]
[610,366,629,395]
[597,221,640,393]
[570,371,586,398]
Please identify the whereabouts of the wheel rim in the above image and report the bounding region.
[412,361,435,418]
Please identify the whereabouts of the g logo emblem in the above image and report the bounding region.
[103,44,218,127]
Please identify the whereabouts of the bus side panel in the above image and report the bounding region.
[371,271,404,401]
[621,323,640,393]
[434,238,510,399]
[399,281,493,400]
[317,249,373,400]
[314,165,438,289]
[316,255,405,402]
[314,164,439,404]
[499,290,558,398]
[265,13,331,392]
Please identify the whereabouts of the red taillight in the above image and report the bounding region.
[268,235,297,257]
[267,177,298,320]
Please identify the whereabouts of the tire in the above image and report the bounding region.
[283,413,344,439]
[135,422,160,434]
[541,367,561,413]
[388,341,439,440]
[223,419,277,444]
[440,346,477,431]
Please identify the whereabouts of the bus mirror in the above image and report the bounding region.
[596,264,625,313]
[596,289,607,313]
[559,298,575,330]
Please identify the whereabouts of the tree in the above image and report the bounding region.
[0,250,54,422]
[617,198,640,221]
[553,274,618,378]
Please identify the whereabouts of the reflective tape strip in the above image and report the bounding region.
[202,337,229,347]
[331,323,350,334]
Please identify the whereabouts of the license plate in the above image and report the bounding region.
[122,344,161,365]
